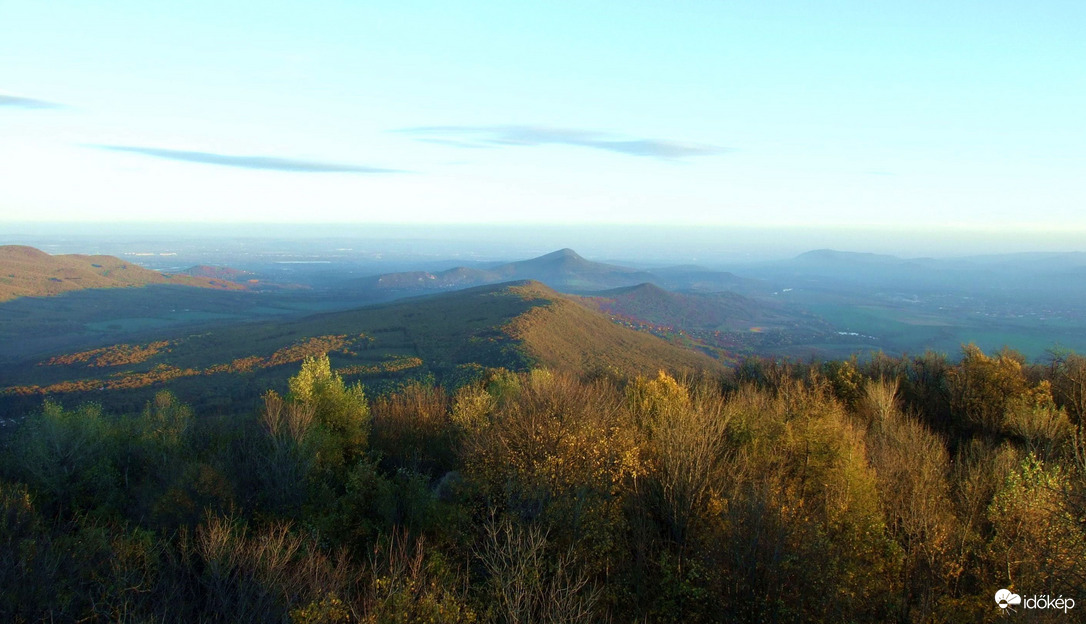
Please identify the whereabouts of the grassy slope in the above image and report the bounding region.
[0,245,244,302]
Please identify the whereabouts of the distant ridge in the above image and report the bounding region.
[180,265,254,282]
[0,245,246,302]
[575,282,782,331]
[794,249,903,264]
[352,248,747,297]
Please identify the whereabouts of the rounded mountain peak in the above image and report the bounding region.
[541,248,584,261]
[0,245,52,261]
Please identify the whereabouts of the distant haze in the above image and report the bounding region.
[4,222,1086,266]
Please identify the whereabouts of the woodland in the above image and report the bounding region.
[2,345,1084,622]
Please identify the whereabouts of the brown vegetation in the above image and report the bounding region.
[0,244,245,302]
[338,356,423,377]
[42,341,174,367]
[3,345,1085,621]
[6,335,373,397]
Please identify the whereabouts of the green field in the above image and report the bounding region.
[804,301,1084,360]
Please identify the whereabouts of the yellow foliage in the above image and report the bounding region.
[450,384,495,432]
[988,453,1086,589]
[290,593,351,624]
[948,344,1029,431]
[463,370,642,575]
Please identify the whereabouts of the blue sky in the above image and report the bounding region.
[2,1,1084,234]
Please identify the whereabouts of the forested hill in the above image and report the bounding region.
[348,248,752,297]
[504,281,721,373]
[352,248,654,294]
[0,280,721,413]
[0,245,245,302]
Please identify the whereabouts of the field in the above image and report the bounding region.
[798,299,1086,360]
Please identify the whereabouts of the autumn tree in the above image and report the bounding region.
[862,379,957,621]
[948,345,1028,433]
[288,354,371,476]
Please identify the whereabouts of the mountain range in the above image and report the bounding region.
[350,248,752,297]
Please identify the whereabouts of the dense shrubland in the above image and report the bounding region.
[2,346,1084,622]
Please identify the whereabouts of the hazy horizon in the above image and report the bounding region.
[4,222,1086,266]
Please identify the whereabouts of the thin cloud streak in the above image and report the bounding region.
[400,125,728,159]
[416,138,497,149]
[0,94,61,109]
[95,145,403,173]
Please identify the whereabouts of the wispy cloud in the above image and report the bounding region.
[0,94,61,109]
[399,125,728,159]
[95,145,403,173]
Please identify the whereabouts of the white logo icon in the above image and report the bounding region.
[995,589,1022,610]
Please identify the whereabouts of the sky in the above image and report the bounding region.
[2,1,1085,241]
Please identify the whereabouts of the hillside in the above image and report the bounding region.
[179,264,254,282]
[503,281,722,375]
[0,280,720,411]
[575,282,766,330]
[639,264,754,293]
[0,245,246,302]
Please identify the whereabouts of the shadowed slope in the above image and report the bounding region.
[1,280,721,410]
[574,282,766,330]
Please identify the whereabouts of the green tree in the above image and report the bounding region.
[288,354,371,476]
[988,453,1086,592]
[9,400,120,516]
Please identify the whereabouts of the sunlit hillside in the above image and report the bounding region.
[0,245,244,302]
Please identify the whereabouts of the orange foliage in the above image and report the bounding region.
[337,356,423,377]
[4,364,200,396]
[204,356,264,375]
[266,335,357,368]
[5,334,371,396]
[42,340,173,367]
